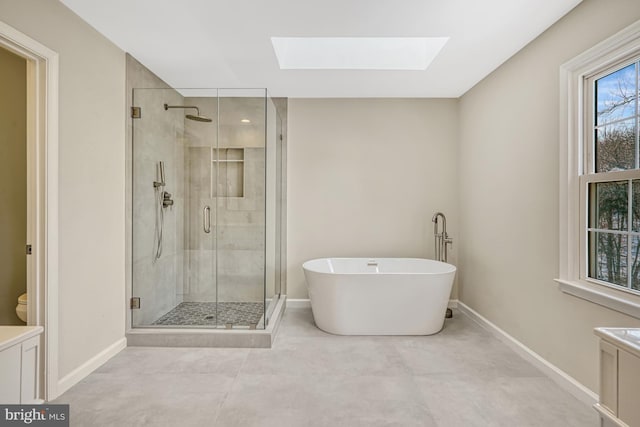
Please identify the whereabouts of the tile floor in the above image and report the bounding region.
[54,308,598,427]
[152,302,265,327]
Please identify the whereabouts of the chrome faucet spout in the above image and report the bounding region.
[432,212,446,235]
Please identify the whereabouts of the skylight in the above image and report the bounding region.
[270,37,449,70]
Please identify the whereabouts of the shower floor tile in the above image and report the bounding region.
[152,302,264,327]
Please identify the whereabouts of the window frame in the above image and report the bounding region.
[558,20,640,319]
[580,175,640,294]
[582,56,640,291]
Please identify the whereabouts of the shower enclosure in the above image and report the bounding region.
[131,88,283,330]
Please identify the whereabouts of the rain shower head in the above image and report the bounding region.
[163,103,212,123]
[185,114,212,122]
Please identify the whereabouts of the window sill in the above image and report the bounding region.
[555,279,640,320]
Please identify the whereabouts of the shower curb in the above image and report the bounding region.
[125,296,286,348]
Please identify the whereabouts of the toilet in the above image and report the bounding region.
[15,293,27,323]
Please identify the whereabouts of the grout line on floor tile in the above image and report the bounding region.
[211,347,251,425]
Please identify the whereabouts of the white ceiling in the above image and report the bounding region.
[60,0,582,98]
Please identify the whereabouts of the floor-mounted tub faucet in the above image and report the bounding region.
[432,212,453,263]
[432,212,454,319]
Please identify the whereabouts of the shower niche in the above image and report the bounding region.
[211,148,244,198]
[131,88,283,333]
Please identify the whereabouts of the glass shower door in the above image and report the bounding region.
[215,89,267,328]
[182,90,219,326]
[131,88,279,330]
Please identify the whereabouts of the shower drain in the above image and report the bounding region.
[152,302,264,326]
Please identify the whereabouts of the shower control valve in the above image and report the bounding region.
[162,191,174,208]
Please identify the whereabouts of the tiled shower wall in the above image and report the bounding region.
[127,59,287,324]
[127,55,185,325]
[183,97,266,303]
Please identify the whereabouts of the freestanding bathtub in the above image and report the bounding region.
[302,258,456,335]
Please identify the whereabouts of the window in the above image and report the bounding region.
[558,20,640,318]
[583,59,640,294]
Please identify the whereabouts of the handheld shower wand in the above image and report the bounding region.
[154,161,166,188]
[159,161,166,186]
[153,161,174,261]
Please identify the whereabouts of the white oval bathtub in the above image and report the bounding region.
[302,258,456,335]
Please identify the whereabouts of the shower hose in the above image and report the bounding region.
[154,185,164,261]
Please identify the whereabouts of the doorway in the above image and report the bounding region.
[0,20,59,401]
[0,46,27,326]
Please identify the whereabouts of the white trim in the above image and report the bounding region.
[0,20,59,401]
[56,338,126,396]
[555,279,640,319]
[594,404,629,427]
[286,298,312,308]
[457,301,598,407]
[286,298,459,309]
[558,19,640,305]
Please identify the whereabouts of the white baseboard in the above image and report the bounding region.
[287,298,459,310]
[56,337,126,397]
[286,298,311,308]
[457,301,598,406]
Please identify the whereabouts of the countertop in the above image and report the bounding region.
[595,327,640,358]
[0,326,43,352]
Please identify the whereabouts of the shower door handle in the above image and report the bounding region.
[203,206,211,233]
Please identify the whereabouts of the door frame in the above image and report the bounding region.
[0,20,60,401]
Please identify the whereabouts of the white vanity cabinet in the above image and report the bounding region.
[0,326,43,404]
[594,327,640,427]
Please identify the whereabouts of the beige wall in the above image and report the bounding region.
[0,46,26,325]
[0,0,126,378]
[458,0,640,392]
[287,98,459,299]
[4,0,635,400]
